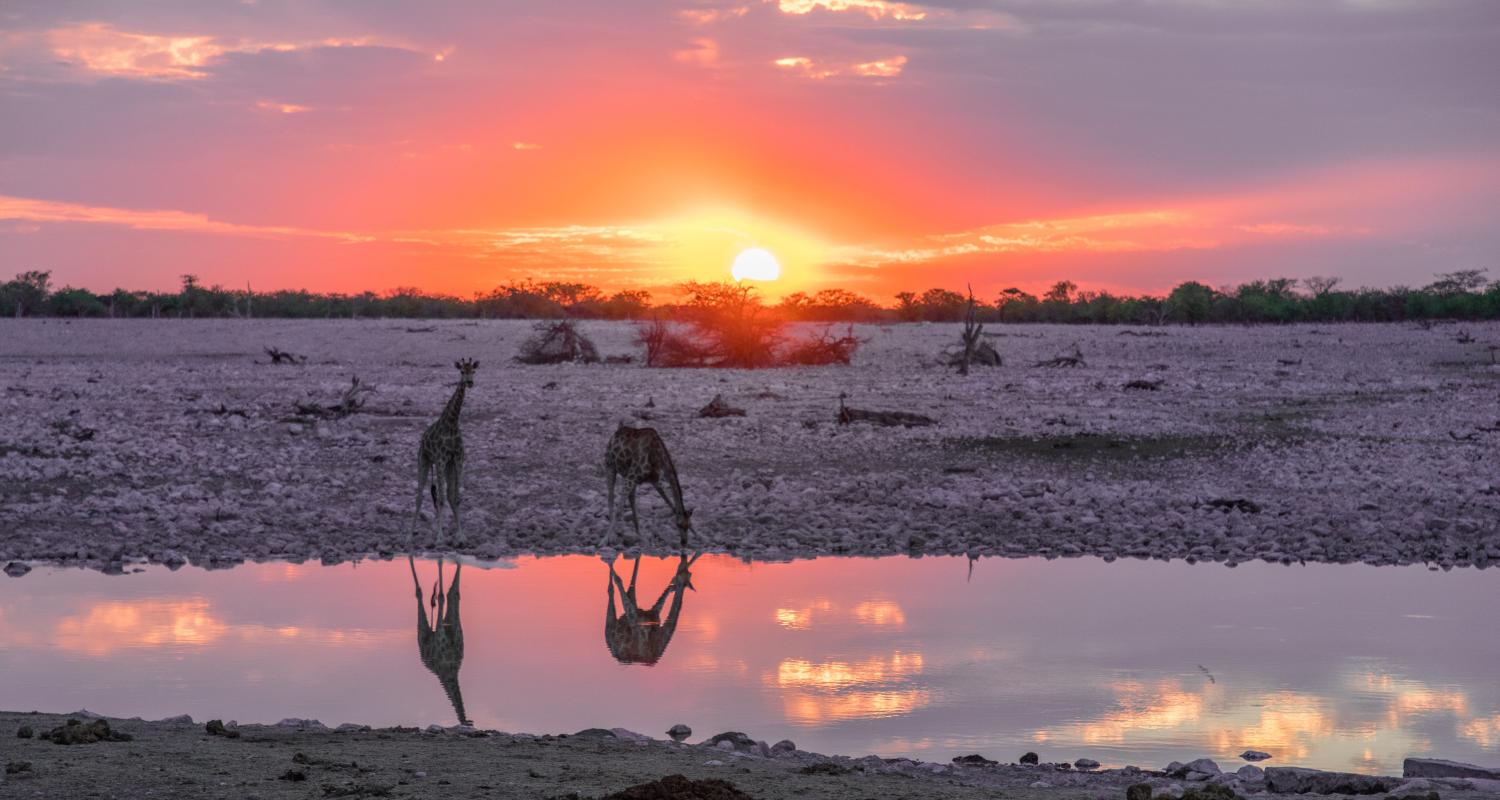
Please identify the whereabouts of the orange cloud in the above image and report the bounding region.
[674,37,720,66]
[680,6,750,25]
[0,194,371,242]
[777,0,928,21]
[773,0,1020,29]
[774,54,906,79]
[255,100,311,114]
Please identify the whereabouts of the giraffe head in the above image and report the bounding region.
[454,358,479,388]
[674,506,693,537]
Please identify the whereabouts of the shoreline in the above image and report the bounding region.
[4,546,1496,582]
[6,711,1497,799]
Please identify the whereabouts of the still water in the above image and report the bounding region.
[1,555,1496,775]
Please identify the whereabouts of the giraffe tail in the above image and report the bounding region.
[430,483,440,511]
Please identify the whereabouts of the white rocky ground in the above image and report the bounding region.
[1,319,1497,572]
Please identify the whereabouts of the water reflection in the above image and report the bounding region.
[0,555,1496,774]
[605,552,699,665]
[54,599,229,656]
[409,556,469,726]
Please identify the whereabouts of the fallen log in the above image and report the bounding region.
[837,394,936,428]
[699,394,747,418]
[1034,345,1085,368]
[294,375,373,419]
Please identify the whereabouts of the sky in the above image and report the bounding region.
[1,0,1497,300]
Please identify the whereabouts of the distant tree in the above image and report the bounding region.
[1303,276,1341,297]
[1165,281,1215,324]
[46,286,107,317]
[1044,280,1077,304]
[1425,269,1489,295]
[179,274,200,318]
[778,288,883,322]
[1,270,52,317]
[893,291,920,322]
[996,287,1039,322]
[594,289,652,319]
[917,287,967,321]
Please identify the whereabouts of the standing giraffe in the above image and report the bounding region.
[412,358,477,543]
[409,556,469,726]
[601,424,693,548]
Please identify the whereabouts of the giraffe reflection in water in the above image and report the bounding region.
[409,555,470,726]
[605,551,700,665]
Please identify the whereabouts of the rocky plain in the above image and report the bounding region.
[1,318,1496,572]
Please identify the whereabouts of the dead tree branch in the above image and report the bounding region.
[698,394,747,418]
[836,393,936,428]
[1034,344,1085,368]
[264,347,307,365]
[294,375,374,419]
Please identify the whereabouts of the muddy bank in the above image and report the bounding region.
[2,320,1497,572]
[6,712,1495,800]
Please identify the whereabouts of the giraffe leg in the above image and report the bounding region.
[411,453,432,538]
[626,483,642,546]
[651,481,679,544]
[600,469,619,551]
[430,470,446,543]
[445,461,464,547]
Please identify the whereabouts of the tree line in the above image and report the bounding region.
[1,269,1496,324]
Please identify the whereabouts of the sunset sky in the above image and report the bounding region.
[1,0,1496,300]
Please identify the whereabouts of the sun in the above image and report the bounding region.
[731,247,781,282]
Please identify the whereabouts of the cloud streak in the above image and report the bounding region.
[30,22,428,80]
[0,195,371,243]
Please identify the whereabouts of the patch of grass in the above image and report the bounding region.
[942,433,1228,462]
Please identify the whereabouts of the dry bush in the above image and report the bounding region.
[673,282,784,368]
[784,325,861,366]
[516,320,600,364]
[635,318,714,367]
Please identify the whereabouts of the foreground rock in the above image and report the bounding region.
[600,774,754,800]
[39,718,133,745]
[1263,766,1399,794]
[1404,758,1500,780]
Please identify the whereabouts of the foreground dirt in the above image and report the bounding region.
[6,712,1496,800]
[1,319,1497,571]
[0,712,1120,800]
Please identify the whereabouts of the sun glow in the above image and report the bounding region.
[731,247,781,282]
[648,208,827,296]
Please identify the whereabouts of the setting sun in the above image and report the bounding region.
[731,247,781,282]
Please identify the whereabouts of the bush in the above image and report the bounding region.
[677,282,784,368]
[515,320,600,364]
[783,325,861,365]
[635,318,714,367]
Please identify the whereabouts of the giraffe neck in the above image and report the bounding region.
[438,382,466,429]
[656,446,687,520]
